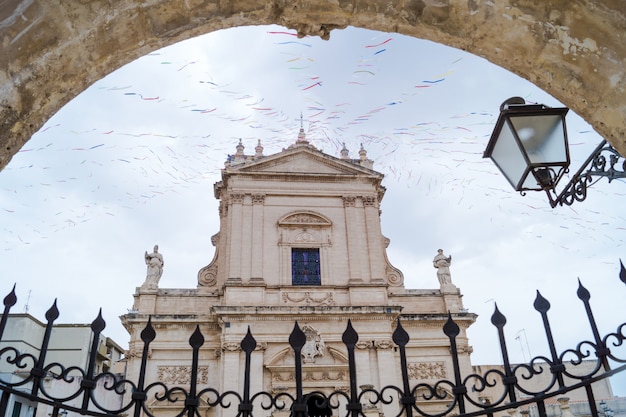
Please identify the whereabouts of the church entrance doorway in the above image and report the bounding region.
[306,394,332,417]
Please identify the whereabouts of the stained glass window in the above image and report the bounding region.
[292,248,321,285]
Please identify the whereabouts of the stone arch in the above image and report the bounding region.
[2,1,625,171]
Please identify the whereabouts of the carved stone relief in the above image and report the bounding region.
[230,193,245,204]
[198,233,219,287]
[272,371,346,382]
[373,340,393,350]
[383,237,404,287]
[303,371,345,381]
[407,362,447,380]
[198,263,217,287]
[355,340,372,350]
[126,341,152,359]
[362,196,377,206]
[222,341,241,352]
[301,325,325,363]
[342,195,356,207]
[279,212,331,226]
[282,292,335,306]
[252,194,266,204]
[157,366,209,385]
[295,230,317,243]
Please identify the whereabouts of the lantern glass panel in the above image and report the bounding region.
[522,169,544,189]
[490,120,529,189]
[509,114,567,165]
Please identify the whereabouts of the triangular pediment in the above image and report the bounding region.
[231,146,380,177]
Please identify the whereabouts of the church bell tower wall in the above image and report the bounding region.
[217,176,387,289]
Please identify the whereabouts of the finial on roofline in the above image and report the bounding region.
[296,112,308,144]
[255,139,264,157]
[340,142,349,159]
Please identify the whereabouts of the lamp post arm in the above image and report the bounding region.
[546,140,626,207]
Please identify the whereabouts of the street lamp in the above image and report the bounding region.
[483,97,626,207]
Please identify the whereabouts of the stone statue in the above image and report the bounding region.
[142,245,164,289]
[433,249,452,285]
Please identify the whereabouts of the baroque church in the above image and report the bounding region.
[120,128,476,417]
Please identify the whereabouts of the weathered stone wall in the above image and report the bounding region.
[1,0,625,169]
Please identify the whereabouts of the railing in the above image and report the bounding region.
[1,262,626,417]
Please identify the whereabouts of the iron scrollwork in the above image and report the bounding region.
[1,261,626,417]
[547,140,626,207]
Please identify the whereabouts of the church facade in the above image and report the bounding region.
[120,131,476,417]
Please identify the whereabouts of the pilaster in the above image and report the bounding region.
[343,195,362,284]
[250,194,265,283]
[227,193,245,281]
[363,195,385,283]
[241,194,253,281]
[221,342,241,394]
[375,340,398,417]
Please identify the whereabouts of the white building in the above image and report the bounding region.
[0,314,125,417]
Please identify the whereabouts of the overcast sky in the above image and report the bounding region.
[1,25,625,396]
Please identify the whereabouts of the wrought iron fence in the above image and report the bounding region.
[1,262,626,417]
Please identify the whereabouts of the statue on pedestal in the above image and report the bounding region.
[142,245,164,290]
[433,249,452,286]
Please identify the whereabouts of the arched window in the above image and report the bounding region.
[278,211,332,286]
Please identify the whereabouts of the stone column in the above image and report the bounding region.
[250,194,265,283]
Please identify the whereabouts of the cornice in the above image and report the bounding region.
[212,305,402,316]
[224,146,381,177]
